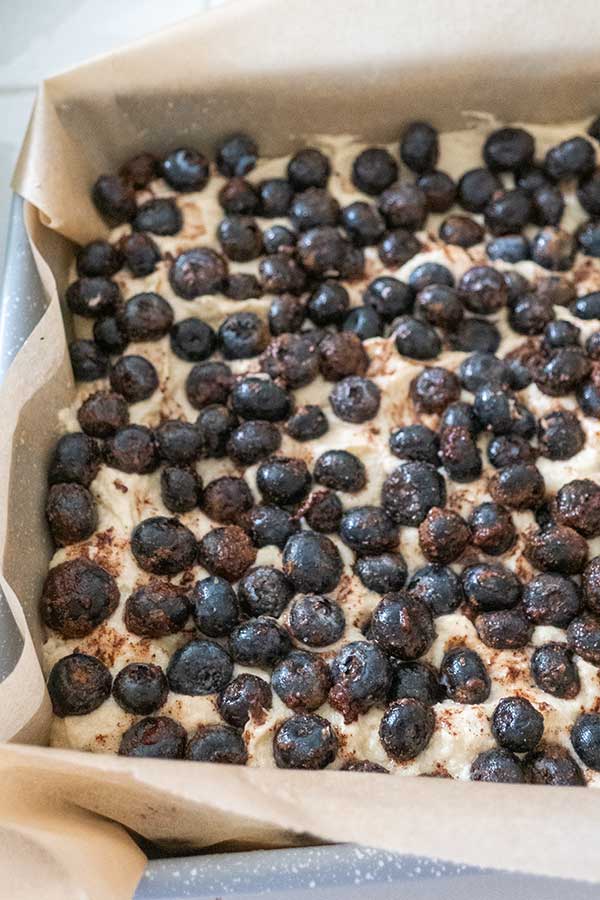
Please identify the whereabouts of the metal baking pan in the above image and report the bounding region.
[2,194,596,899]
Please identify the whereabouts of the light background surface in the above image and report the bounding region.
[0,0,228,256]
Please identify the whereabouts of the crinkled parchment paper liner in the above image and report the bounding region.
[2,0,600,896]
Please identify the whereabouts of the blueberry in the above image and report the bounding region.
[66,277,121,319]
[407,564,463,616]
[530,227,576,271]
[169,247,228,299]
[282,532,343,594]
[162,147,209,191]
[381,462,446,526]
[343,305,383,340]
[93,315,129,355]
[246,505,299,550]
[286,405,329,442]
[131,516,197,575]
[458,266,508,315]
[290,188,340,232]
[370,592,435,660]
[124,581,189,638]
[578,170,600,217]
[417,169,456,212]
[414,284,463,330]
[458,352,511,393]
[571,713,600,771]
[526,744,585,786]
[133,198,182,236]
[218,312,269,360]
[216,133,258,177]
[449,316,502,354]
[411,366,460,414]
[509,293,554,336]
[544,136,596,180]
[484,189,531,236]
[302,490,343,534]
[231,377,291,421]
[69,340,108,381]
[577,220,600,257]
[198,525,257,582]
[104,424,159,474]
[524,524,588,575]
[47,652,112,717]
[583,557,600,615]
[288,594,345,648]
[418,507,470,565]
[256,456,312,507]
[440,402,481,437]
[352,147,398,195]
[492,696,543,753]
[470,749,525,783]
[190,576,239,638]
[48,432,102,487]
[229,616,291,667]
[543,319,581,350]
[364,276,413,322]
[186,724,247,765]
[226,420,281,465]
[262,224,296,254]
[329,641,391,721]
[273,714,338,769]
[475,608,533,650]
[486,235,530,262]
[380,698,435,761]
[287,148,330,190]
[258,178,294,217]
[113,663,168,715]
[218,177,260,215]
[76,240,122,278]
[439,647,490,704]
[314,450,366,493]
[118,717,186,759]
[354,553,407,595]
[474,387,535,437]
[92,174,136,225]
[238,566,294,618]
[46,483,97,546]
[218,673,273,729]
[319,331,369,381]
[339,506,399,555]
[329,376,381,423]
[260,333,319,389]
[388,660,442,705]
[400,121,439,173]
[554,478,600,538]
[109,355,158,403]
[568,614,600,666]
[461,562,521,612]
[196,404,237,458]
[522,574,581,628]
[170,318,216,362]
[457,168,501,212]
[408,262,454,292]
[378,228,422,267]
[160,465,200,513]
[155,419,203,465]
[531,184,565,226]
[439,425,482,483]
[77,390,129,438]
[484,127,535,172]
[439,215,484,248]
[167,639,233,696]
[578,379,600,418]
[531,642,580,698]
[394,316,441,360]
[41,558,116,637]
[307,280,349,326]
[389,424,439,465]
[341,201,386,246]
[378,182,427,230]
[487,435,535,469]
[468,502,516,556]
[271,650,331,712]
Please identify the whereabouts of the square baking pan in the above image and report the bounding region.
[3,194,598,900]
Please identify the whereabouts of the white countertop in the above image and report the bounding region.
[0,0,227,256]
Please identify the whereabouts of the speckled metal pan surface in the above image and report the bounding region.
[2,197,598,899]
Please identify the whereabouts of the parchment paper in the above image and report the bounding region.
[3,0,600,897]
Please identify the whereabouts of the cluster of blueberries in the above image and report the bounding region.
[41,124,600,778]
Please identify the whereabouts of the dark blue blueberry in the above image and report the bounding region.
[389,424,439,464]
[226,420,281,465]
[162,147,209,191]
[216,133,258,177]
[167,640,233,695]
[218,673,272,729]
[571,713,600,771]
[408,262,454,292]
[407,564,463,616]
[354,552,408,594]
[186,724,248,764]
[112,663,168,715]
[341,201,386,246]
[486,234,530,262]
[440,647,490,704]
[273,714,338,769]
[288,594,345,648]
[262,224,296,254]
[388,661,442,705]
[458,352,511,393]
[381,462,446,526]
[339,506,399,555]
[256,456,312,506]
[471,748,524,783]
[370,592,435,660]
[440,401,481,437]
[118,716,186,759]
[329,641,391,721]
[282,532,343,594]
[577,220,600,257]
[364,276,413,322]
[307,280,349,325]
[190,576,240,637]
[229,617,291,668]
[462,562,521,611]
[286,405,329,442]
[247,505,299,550]
[271,650,331,711]
[69,340,108,381]
[468,501,516,556]
[450,318,500,353]
[343,305,383,339]
[394,316,441,360]
[379,698,435,761]
[133,198,182,236]
[314,450,366,493]
[238,566,294,618]
[231,376,291,421]
[522,573,582,628]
